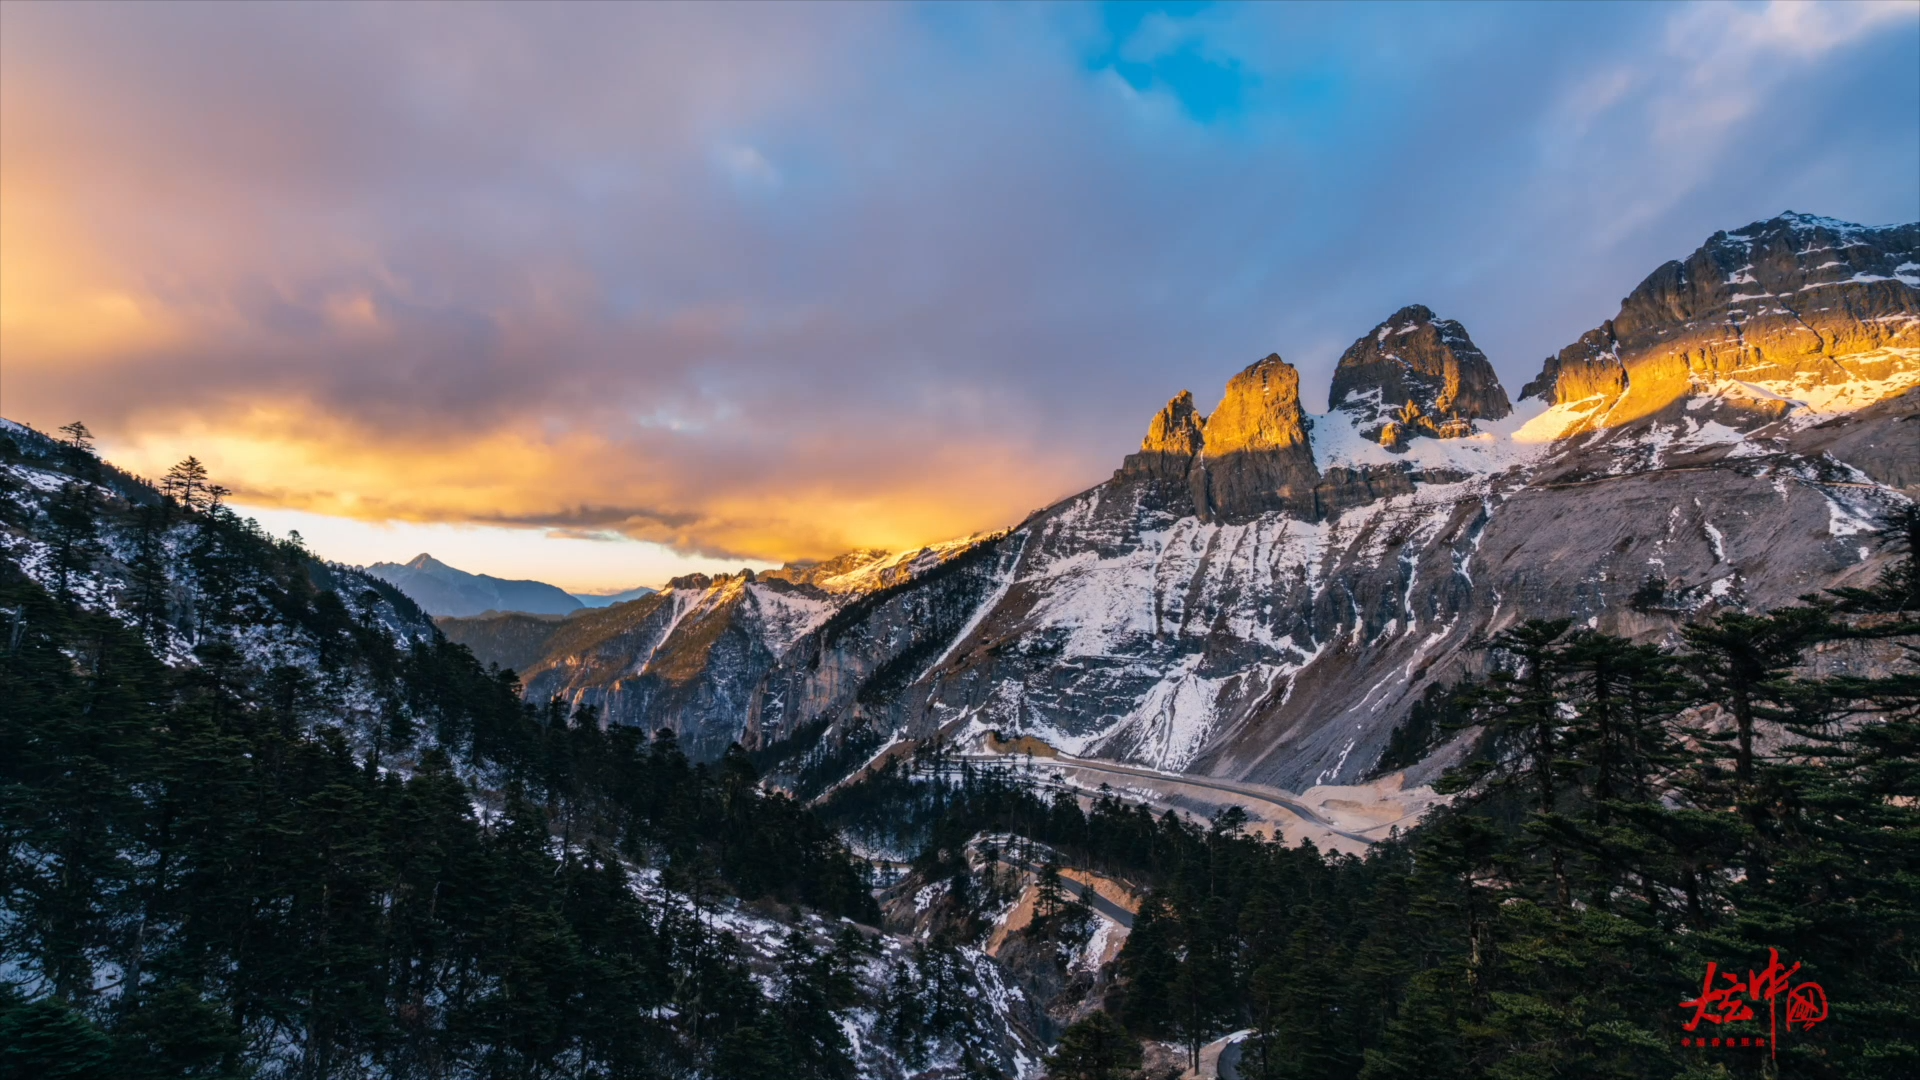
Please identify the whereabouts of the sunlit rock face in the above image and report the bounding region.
[1117,356,1327,522]
[1191,354,1322,522]
[1520,212,1920,428]
[1119,389,1207,492]
[1329,305,1512,448]
[1142,390,1207,457]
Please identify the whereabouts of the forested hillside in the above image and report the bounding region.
[827,507,1920,1080]
[0,421,1033,1079]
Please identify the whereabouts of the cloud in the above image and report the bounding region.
[716,143,784,190]
[2,1,1915,565]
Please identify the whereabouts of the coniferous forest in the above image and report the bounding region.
[0,426,906,1078]
[5,416,1919,1080]
[823,513,1920,1080]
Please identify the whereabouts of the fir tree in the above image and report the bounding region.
[1044,1011,1140,1080]
[161,456,209,512]
[45,481,100,598]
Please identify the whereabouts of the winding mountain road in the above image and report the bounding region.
[990,852,1136,929]
[974,750,1381,847]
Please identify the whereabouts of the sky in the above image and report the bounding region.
[3,1,1917,592]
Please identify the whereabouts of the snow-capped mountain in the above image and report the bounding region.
[439,542,994,761]
[447,212,1918,797]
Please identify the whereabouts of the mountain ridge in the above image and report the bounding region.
[450,212,1916,809]
[364,552,585,617]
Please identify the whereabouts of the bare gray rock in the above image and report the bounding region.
[1330,304,1512,447]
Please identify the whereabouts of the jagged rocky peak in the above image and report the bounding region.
[1143,389,1206,455]
[1190,353,1321,521]
[1521,212,1920,425]
[1329,304,1511,449]
[1204,353,1312,455]
[1118,354,1322,521]
[1121,389,1208,484]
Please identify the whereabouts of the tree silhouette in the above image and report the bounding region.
[161,456,209,511]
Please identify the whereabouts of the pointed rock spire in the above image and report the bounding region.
[1191,354,1320,521]
[1120,389,1208,487]
[1141,390,1206,456]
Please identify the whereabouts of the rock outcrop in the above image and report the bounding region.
[1119,389,1207,488]
[1329,305,1512,448]
[1142,390,1207,457]
[1121,339,1497,522]
[1121,355,1327,522]
[1521,213,1920,429]
[1190,354,1321,522]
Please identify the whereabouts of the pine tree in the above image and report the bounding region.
[1827,503,1920,614]
[1559,632,1686,821]
[1683,609,1820,790]
[46,481,100,597]
[56,421,100,480]
[57,421,95,453]
[1444,619,1575,904]
[127,505,172,639]
[1035,850,1066,921]
[161,456,209,512]
[1044,1011,1140,1080]
[0,984,116,1080]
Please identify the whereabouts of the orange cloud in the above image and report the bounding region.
[0,4,1104,563]
[97,403,1067,563]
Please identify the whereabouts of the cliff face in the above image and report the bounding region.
[1120,389,1207,489]
[1190,354,1321,522]
[1121,353,1392,523]
[1329,305,1512,448]
[457,213,1919,802]
[1520,213,1920,429]
[1142,390,1206,457]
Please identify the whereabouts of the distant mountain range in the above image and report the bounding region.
[436,211,1919,777]
[362,553,654,618]
[571,585,660,608]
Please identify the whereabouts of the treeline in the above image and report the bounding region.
[1,429,881,1078]
[841,509,1920,1080]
